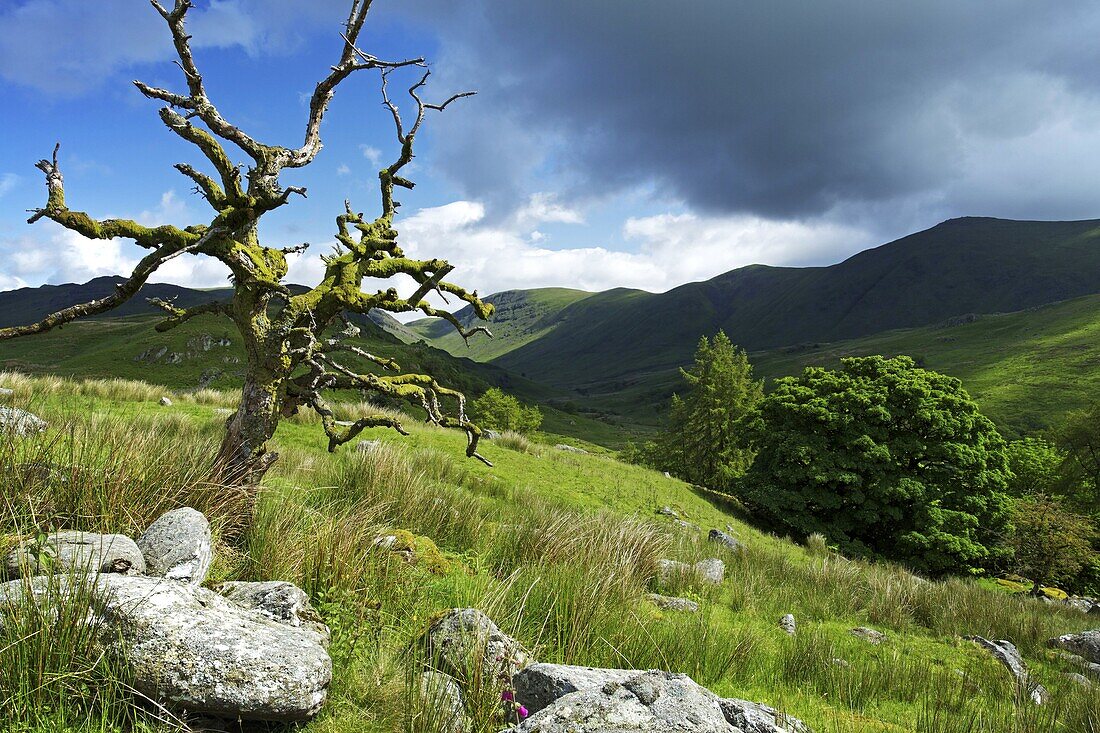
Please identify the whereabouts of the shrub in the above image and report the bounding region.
[470,388,543,434]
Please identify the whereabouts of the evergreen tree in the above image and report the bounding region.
[654,331,762,488]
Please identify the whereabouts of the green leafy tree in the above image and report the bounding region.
[1004,437,1064,497]
[653,331,762,488]
[1010,494,1097,595]
[739,355,1011,576]
[1053,406,1100,515]
[0,1,495,482]
[470,388,543,434]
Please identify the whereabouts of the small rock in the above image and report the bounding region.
[779,614,796,635]
[656,558,725,585]
[1049,631,1100,664]
[0,387,12,398]
[217,581,330,646]
[356,439,382,453]
[554,444,588,454]
[420,672,467,732]
[5,531,145,578]
[720,697,809,733]
[137,507,213,585]
[1062,671,1092,688]
[674,518,700,531]
[832,658,851,668]
[1062,596,1098,614]
[850,627,886,645]
[966,636,1047,704]
[0,407,47,436]
[646,593,700,613]
[423,608,531,684]
[656,506,679,518]
[708,529,744,553]
[159,396,173,406]
[663,471,671,478]
[483,430,502,440]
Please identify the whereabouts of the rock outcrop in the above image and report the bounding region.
[425,608,532,684]
[510,663,806,732]
[1048,630,1100,664]
[0,407,47,436]
[966,636,1047,704]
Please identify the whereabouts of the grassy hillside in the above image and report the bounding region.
[2,373,1097,732]
[406,287,597,361]
[0,314,627,447]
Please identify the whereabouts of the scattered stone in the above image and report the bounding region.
[160,396,173,406]
[356,439,382,453]
[656,506,678,518]
[0,574,331,721]
[663,471,671,478]
[708,529,744,553]
[646,593,700,613]
[674,518,700,532]
[511,664,807,732]
[420,671,467,732]
[424,608,531,684]
[0,407,47,436]
[554,444,588,454]
[483,429,502,440]
[966,636,1047,704]
[831,658,851,668]
[217,581,329,646]
[779,614,796,635]
[5,531,145,578]
[136,507,213,585]
[850,627,886,645]
[0,387,12,398]
[1049,630,1100,664]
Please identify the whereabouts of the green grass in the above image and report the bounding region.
[1,372,1098,732]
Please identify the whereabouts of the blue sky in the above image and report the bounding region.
[3,0,1100,299]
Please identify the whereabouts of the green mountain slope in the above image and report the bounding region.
[406,287,597,360]
[0,312,626,446]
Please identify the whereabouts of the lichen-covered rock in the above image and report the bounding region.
[696,558,726,584]
[1,574,331,721]
[966,636,1047,704]
[647,593,700,613]
[708,529,744,553]
[425,608,531,684]
[420,671,467,732]
[510,665,808,733]
[779,614,796,635]
[1049,630,1100,664]
[719,698,809,733]
[4,531,145,578]
[0,407,46,436]
[137,507,212,585]
[217,581,329,647]
[850,627,886,645]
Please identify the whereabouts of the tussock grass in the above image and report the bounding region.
[1,373,1098,733]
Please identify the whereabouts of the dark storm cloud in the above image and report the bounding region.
[395,0,1100,219]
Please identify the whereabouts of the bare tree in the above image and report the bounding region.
[0,0,495,483]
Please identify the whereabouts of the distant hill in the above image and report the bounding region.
[412,217,1100,425]
[0,276,417,342]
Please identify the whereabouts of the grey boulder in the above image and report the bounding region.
[425,608,531,683]
[966,636,1046,704]
[0,407,47,436]
[708,529,744,553]
[137,507,212,585]
[1049,630,1100,664]
[1,574,331,721]
[779,614,796,635]
[657,558,725,585]
[217,580,329,646]
[5,531,145,578]
[849,627,886,645]
[511,664,807,732]
[420,671,467,732]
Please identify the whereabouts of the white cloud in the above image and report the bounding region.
[359,145,383,167]
[0,173,18,198]
[515,192,585,226]
[0,272,28,292]
[336,163,351,176]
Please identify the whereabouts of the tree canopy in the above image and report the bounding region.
[470,388,543,434]
[739,355,1011,576]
